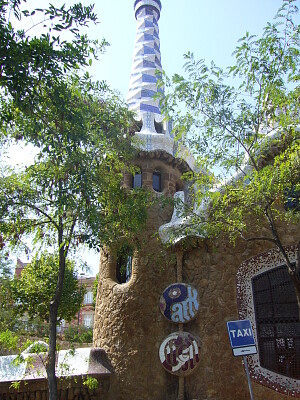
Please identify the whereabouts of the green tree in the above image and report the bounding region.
[0,3,148,397]
[0,75,147,399]
[0,253,15,333]
[0,0,102,125]
[12,252,84,324]
[160,1,300,306]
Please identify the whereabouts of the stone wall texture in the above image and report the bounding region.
[93,152,300,400]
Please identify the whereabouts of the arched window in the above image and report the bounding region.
[152,170,162,192]
[116,245,133,284]
[132,168,142,189]
[252,265,300,379]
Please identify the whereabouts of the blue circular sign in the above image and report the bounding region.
[159,283,199,324]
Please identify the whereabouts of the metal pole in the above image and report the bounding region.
[77,273,85,333]
[243,356,254,400]
[176,250,185,400]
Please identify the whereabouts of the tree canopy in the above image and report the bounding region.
[0,75,147,254]
[0,0,103,124]
[12,252,83,323]
[160,0,300,304]
[0,2,149,398]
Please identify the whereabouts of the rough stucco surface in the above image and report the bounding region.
[93,155,300,400]
[182,236,298,400]
[93,201,178,400]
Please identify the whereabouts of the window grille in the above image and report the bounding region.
[252,265,300,379]
[284,188,300,212]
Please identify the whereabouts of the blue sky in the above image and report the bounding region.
[82,0,288,99]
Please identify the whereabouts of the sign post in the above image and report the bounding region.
[243,354,255,400]
[226,319,257,400]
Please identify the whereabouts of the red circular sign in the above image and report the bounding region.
[159,332,200,376]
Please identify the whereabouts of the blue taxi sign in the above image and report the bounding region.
[227,319,257,357]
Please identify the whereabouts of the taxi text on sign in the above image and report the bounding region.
[226,319,257,357]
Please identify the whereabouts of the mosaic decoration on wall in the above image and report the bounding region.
[127,0,167,135]
[159,283,199,323]
[236,245,300,398]
[159,332,200,376]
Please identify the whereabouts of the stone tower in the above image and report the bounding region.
[93,2,300,400]
[93,1,195,399]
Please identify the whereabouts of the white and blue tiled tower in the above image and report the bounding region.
[93,2,196,399]
[127,0,173,139]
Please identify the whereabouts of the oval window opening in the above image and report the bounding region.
[116,245,133,284]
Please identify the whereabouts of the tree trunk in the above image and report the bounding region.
[47,304,59,400]
[46,204,67,400]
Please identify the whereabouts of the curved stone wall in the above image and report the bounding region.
[93,204,300,399]
[93,209,177,399]
[94,153,187,400]
[122,150,189,196]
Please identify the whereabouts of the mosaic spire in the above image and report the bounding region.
[128,0,170,135]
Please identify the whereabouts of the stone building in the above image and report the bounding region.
[1,1,299,399]
[93,1,300,400]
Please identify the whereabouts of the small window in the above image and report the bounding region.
[154,120,163,134]
[83,314,93,328]
[285,188,300,212]
[116,245,133,284]
[153,171,162,192]
[134,119,143,132]
[84,291,93,305]
[132,169,142,188]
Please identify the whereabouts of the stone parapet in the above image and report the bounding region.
[0,348,112,400]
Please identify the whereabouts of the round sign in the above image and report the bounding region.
[159,332,200,376]
[159,283,199,323]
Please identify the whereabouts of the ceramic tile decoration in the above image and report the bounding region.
[127,0,164,133]
[159,332,201,376]
[160,283,200,323]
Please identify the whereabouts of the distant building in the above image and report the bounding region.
[76,276,95,329]
[15,258,29,278]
